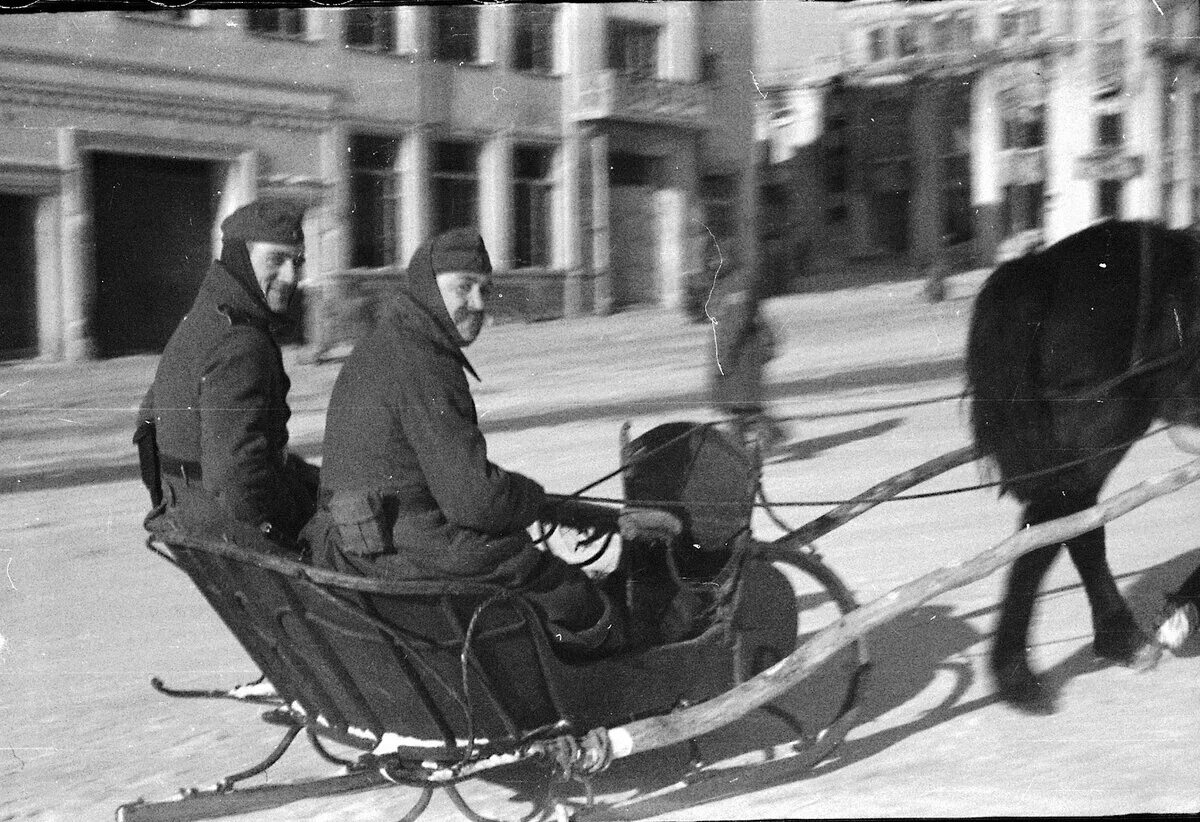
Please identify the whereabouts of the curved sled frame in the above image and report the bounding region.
[119,421,875,822]
[116,523,866,822]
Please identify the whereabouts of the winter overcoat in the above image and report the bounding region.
[317,286,549,584]
[141,259,314,542]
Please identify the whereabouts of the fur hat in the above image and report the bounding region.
[220,200,306,245]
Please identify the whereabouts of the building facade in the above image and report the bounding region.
[758,0,1200,287]
[0,3,755,361]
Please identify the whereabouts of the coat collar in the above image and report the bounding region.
[385,291,481,382]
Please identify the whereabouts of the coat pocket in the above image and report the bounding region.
[328,489,394,556]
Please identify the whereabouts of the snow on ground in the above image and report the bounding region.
[2,272,1198,820]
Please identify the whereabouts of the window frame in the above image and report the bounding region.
[344,7,396,54]
[1097,178,1123,219]
[348,134,402,270]
[432,140,481,233]
[246,7,307,41]
[511,145,555,269]
[606,17,660,78]
[432,5,480,64]
[511,5,556,74]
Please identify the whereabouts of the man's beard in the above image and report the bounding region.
[455,310,484,343]
[265,281,296,314]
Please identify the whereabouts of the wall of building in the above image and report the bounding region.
[0,3,757,361]
[758,0,1200,289]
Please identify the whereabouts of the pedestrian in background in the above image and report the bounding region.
[136,199,320,552]
[705,235,788,455]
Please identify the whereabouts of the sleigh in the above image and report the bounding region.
[116,421,870,821]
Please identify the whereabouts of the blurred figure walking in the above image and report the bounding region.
[705,235,787,456]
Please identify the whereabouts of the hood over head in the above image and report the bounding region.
[218,199,307,318]
[402,228,492,348]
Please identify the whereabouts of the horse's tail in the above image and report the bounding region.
[965,255,1052,498]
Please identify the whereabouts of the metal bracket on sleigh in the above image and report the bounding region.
[117,422,873,822]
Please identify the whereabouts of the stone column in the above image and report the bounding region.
[305,125,347,361]
[971,69,1002,263]
[402,125,432,264]
[58,128,95,361]
[589,131,612,315]
[35,194,62,361]
[480,132,513,268]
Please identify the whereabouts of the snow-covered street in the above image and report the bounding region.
[3,273,1198,820]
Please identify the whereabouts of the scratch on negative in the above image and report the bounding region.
[5,557,14,590]
[747,70,767,100]
[699,223,726,376]
[1148,0,1163,16]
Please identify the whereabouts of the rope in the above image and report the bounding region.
[566,423,1174,509]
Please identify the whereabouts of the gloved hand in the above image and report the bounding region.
[618,506,683,544]
[539,496,620,533]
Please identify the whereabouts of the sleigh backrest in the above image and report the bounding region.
[621,422,758,579]
[162,533,571,759]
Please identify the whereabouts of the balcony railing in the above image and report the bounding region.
[571,70,709,128]
[1075,149,1144,181]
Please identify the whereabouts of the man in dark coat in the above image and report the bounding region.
[312,228,630,656]
[706,236,787,454]
[136,199,318,550]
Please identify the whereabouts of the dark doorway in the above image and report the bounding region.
[0,193,38,358]
[609,152,658,308]
[90,152,217,356]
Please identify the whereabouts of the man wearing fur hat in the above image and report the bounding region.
[135,198,319,550]
[311,228,659,657]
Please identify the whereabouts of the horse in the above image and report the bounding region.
[965,219,1200,714]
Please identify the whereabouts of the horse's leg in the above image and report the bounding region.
[991,497,1070,714]
[1065,529,1161,669]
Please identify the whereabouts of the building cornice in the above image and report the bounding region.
[0,75,338,132]
[0,45,343,102]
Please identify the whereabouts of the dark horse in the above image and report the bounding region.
[966,219,1200,714]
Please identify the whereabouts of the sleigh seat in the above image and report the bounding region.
[119,422,837,821]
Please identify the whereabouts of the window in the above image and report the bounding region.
[953,13,975,50]
[349,136,401,268]
[247,8,305,39]
[512,147,553,268]
[1098,179,1122,218]
[1193,91,1200,225]
[896,23,918,57]
[432,5,479,63]
[609,152,655,186]
[869,27,888,61]
[607,18,659,78]
[126,9,193,24]
[700,174,737,240]
[345,7,395,53]
[512,5,555,73]
[432,141,479,232]
[1001,181,1044,237]
[823,113,848,195]
[1002,104,1045,150]
[999,11,1020,42]
[766,89,792,125]
[1024,8,1042,37]
[1097,112,1123,147]
[932,17,953,53]
[941,89,974,245]
[1094,38,1125,96]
